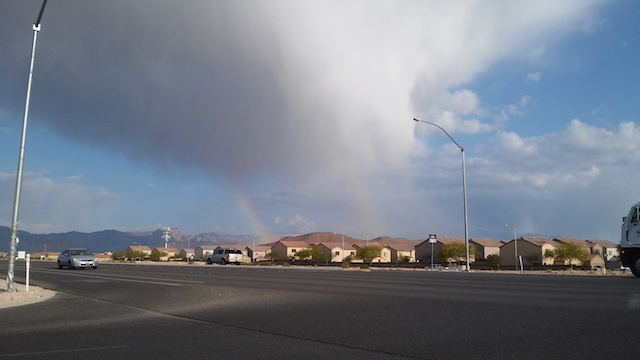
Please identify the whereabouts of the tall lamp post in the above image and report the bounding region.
[7,0,48,291]
[413,118,470,272]
[505,224,521,273]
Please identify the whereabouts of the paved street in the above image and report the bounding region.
[1,260,638,359]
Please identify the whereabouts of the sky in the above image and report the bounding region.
[1,0,639,243]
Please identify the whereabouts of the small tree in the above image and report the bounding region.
[438,242,477,265]
[265,250,279,264]
[150,251,167,261]
[543,249,555,265]
[111,251,125,261]
[356,246,382,265]
[554,242,589,270]
[486,254,504,269]
[294,245,326,263]
[127,250,144,261]
[524,253,541,269]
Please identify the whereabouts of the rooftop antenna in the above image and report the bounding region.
[7,0,48,291]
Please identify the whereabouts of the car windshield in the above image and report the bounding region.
[70,249,92,256]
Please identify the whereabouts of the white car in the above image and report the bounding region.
[58,248,98,269]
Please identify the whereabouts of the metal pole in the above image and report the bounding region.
[430,242,434,269]
[506,224,519,272]
[7,0,47,290]
[413,118,470,272]
[342,234,345,262]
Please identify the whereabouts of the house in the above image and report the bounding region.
[586,240,619,261]
[415,236,471,264]
[179,248,195,261]
[194,246,218,261]
[353,243,391,263]
[387,243,416,262]
[582,254,605,270]
[151,247,179,261]
[500,237,556,266]
[246,245,273,262]
[126,245,152,259]
[317,242,356,262]
[270,240,310,261]
[469,238,501,260]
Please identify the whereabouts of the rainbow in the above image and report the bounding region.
[235,195,269,240]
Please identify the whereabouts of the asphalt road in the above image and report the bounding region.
[0,260,639,359]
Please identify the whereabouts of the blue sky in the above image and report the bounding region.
[2,0,639,244]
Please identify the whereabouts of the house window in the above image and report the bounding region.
[291,249,296,253]
[335,251,340,256]
[383,252,388,257]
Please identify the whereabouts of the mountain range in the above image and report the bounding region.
[0,226,273,254]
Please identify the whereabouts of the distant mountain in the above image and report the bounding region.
[0,226,269,254]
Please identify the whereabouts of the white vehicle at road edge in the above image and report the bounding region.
[206,248,242,265]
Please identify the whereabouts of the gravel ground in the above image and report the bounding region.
[0,279,56,309]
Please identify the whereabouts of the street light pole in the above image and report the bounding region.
[413,118,470,272]
[342,234,345,262]
[505,224,520,273]
[7,0,48,291]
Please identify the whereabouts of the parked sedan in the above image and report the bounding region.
[57,248,98,269]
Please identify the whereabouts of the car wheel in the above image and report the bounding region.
[68,261,74,270]
[207,258,213,265]
[220,258,226,265]
[58,261,63,269]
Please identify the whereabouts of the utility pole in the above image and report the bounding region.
[7,0,48,291]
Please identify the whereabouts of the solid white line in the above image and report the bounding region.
[0,345,129,358]
[28,268,196,287]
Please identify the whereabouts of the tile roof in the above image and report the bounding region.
[554,238,591,248]
[470,238,502,247]
[586,239,618,248]
[277,240,310,248]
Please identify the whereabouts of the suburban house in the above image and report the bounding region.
[317,242,357,263]
[246,245,273,262]
[586,240,619,261]
[387,243,416,263]
[469,238,502,260]
[500,237,556,266]
[270,240,310,261]
[582,254,605,270]
[194,246,218,261]
[151,247,179,261]
[179,248,195,261]
[353,243,391,263]
[126,245,152,259]
[415,236,470,264]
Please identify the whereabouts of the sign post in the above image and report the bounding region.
[428,234,437,270]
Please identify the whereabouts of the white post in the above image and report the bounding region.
[25,254,30,292]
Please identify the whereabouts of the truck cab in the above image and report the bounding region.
[620,202,640,277]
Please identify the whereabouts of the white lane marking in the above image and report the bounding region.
[27,267,203,287]
[0,345,129,357]
[629,293,640,309]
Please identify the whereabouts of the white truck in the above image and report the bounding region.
[620,201,640,277]
[206,248,243,265]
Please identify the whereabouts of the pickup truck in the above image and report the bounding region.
[206,248,243,265]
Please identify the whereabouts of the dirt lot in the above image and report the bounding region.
[0,279,56,309]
